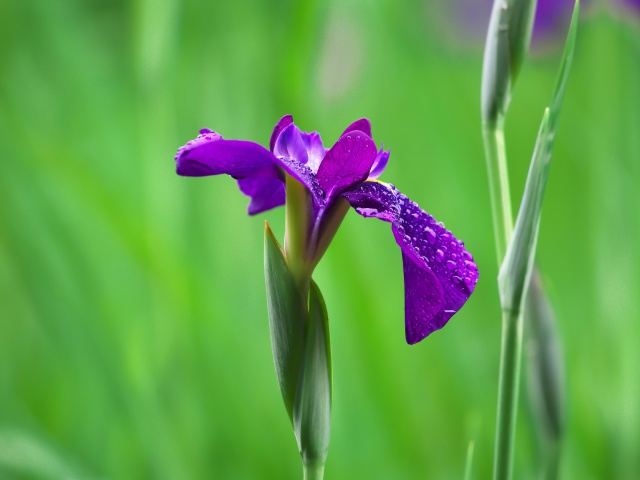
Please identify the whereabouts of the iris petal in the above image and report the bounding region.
[342,181,478,343]
[176,133,278,178]
[276,156,326,209]
[237,176,286,215]
[274,124,309,166]
[399,252,445,345]
[316,130,378,204]
[270,114,293,152]
[369,147,390,179]
[341,118,372,138]
[299,130,326,173]
[175,130,286,214]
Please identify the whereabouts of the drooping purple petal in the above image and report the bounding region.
[369,146,390,179]
[237,176,286,215]
[400,252,445,344]
[270,114,293,152]
[316,131,378,204]
[176,132,278,178]
[176,130,286,214]
[341,118,372,138]
[342,181,478,343]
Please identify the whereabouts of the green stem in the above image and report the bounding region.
[303,462,325,480]
[484,121,523,480]
[285,174,312,292]
[482,120,514,261]
[493,308,524,480]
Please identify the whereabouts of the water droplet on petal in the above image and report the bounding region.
[424,227,436,244]
[446,260,457,270]
[453,276,462,284]
[435,249,444,262]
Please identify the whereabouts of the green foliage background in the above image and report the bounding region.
[1,1,639,478]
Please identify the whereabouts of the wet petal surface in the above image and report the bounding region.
[343,181,478,343]
[316,131,378,204]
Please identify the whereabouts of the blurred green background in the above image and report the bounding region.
[1,0,639,478]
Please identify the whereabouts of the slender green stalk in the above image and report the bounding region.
[303,462,325,480]
[482,120,514,262]
[483,118,521,480]
[493,308,524,480]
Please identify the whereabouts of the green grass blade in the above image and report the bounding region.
[548,0,581,134]
[498,0,580,310]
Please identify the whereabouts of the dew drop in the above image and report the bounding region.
[464,276,472,284]
[453,276,462,284]
[465,260,477,271]
[446,260,456,270]
[424,227,436,244]
[435,249,444,262]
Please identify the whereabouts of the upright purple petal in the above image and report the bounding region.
[316,131,378,204]
[342,181,478,343]
[299,130,327,173]
[369,147,390,179]
[341,118,372,138]
[270,114,293,152]
[274,124,309,166]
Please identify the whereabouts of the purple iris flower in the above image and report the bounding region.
[175,115,478,344]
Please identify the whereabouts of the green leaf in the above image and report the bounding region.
[294,279,332,469]
[498,0,580,312]
[548,0,580,135]
[498,109,549,311]
[264,221,307,423]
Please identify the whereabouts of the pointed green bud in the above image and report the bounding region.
[264,221,307,423]
[294,280,332,474]
[481,0,537,126]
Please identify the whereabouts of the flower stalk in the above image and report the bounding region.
[482,1,579,479]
